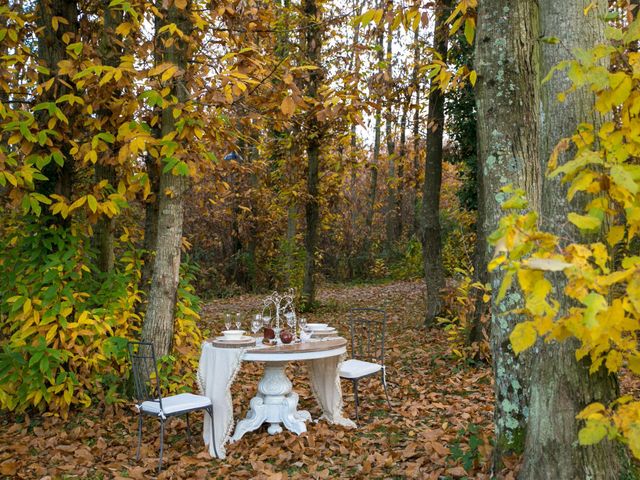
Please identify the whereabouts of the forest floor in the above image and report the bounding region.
[1,280,505,479]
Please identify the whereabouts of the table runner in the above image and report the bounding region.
[197,339,355,459]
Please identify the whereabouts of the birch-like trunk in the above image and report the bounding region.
[141,1,191,357]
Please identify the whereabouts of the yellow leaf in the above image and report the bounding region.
[162,65,179,82]
[87,194,98,213]
[568,212,601,230]
[510,321,537,354]
[469,70,477,87]
[607,225,625,247]
[280,96,295,116]
[69,196,87,212]
[174,0,187,8]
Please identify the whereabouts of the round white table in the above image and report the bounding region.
[231,337,347,441]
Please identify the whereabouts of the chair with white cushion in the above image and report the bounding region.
[339,308,391,420]
[127,341,217,472]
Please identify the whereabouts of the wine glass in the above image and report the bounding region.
[285,311,296,337]
[224,313,232,331]
[252,315,262,335]
[235,312,242,330]
[298,317,307,332]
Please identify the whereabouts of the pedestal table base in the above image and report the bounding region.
[231,362,311,442]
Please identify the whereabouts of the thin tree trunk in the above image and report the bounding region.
[396,97,408,239]
[411,27,421,237]
[384,24,397,252]
[346,1,362,278]
[520,1,626,477]
[365,5,386,237]
[422,0,449,327]
[301,0,323,307]
[475,0,541,469]
[94,0,122,272]
[141,0,192,357]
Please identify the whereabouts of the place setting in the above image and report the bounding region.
[209,312,255,348]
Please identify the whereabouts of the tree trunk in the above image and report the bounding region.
[141,1,191,357]
[301,0,323,307]
[411,27,421,237]
[94,0,122,273]
[35,0,79,202]
[384,26,397,252]
[365,7,385,238]
[520,1,626,477]
[396,97,408,239]
[140,150,160,304]
[422,0,449,327]
[475,0,541,468]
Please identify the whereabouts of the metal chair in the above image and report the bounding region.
[127,341,217,472]
[338,308,391,420]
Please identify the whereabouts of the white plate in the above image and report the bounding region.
[306,323,329,331]
[216,335,254,342]
[308,326,336,332]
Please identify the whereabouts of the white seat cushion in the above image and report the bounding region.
[140,393,212,417]
[339,359,383,379]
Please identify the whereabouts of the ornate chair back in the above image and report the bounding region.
[348,308,387,365]
[127,341,163,411]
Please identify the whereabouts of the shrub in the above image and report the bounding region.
[0,216,202,416]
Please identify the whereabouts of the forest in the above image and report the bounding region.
[2,0,640,478]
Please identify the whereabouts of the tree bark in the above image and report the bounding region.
[141,1,192,357]
[411,27,421,237]
[301,0,323,307]
[396,96,409,239]
[475,0,541,468]
[422,0,449,327]
[35,0,79,202]
[94,0,122,273]
[384,26,398,252]
[520,1,626,477]
[365,5,385,238]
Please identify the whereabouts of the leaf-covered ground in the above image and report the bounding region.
[1,281,500,479]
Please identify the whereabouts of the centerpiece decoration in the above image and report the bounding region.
[261,289,297,344]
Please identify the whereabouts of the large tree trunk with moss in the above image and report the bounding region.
[520,1,625,477]
[475,0,542,470]
[141,1,191,357]
[93,0,122,272]
[421,0,449,327]
[301,0,323,307]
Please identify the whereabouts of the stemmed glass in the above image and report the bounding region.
[285,311,296,339]
[224,313,232,331]
[298,317,307,332]
[235,312,242,330]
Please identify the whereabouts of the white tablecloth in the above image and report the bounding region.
[197,340,355,459]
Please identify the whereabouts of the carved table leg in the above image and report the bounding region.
[232,361,311,441]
